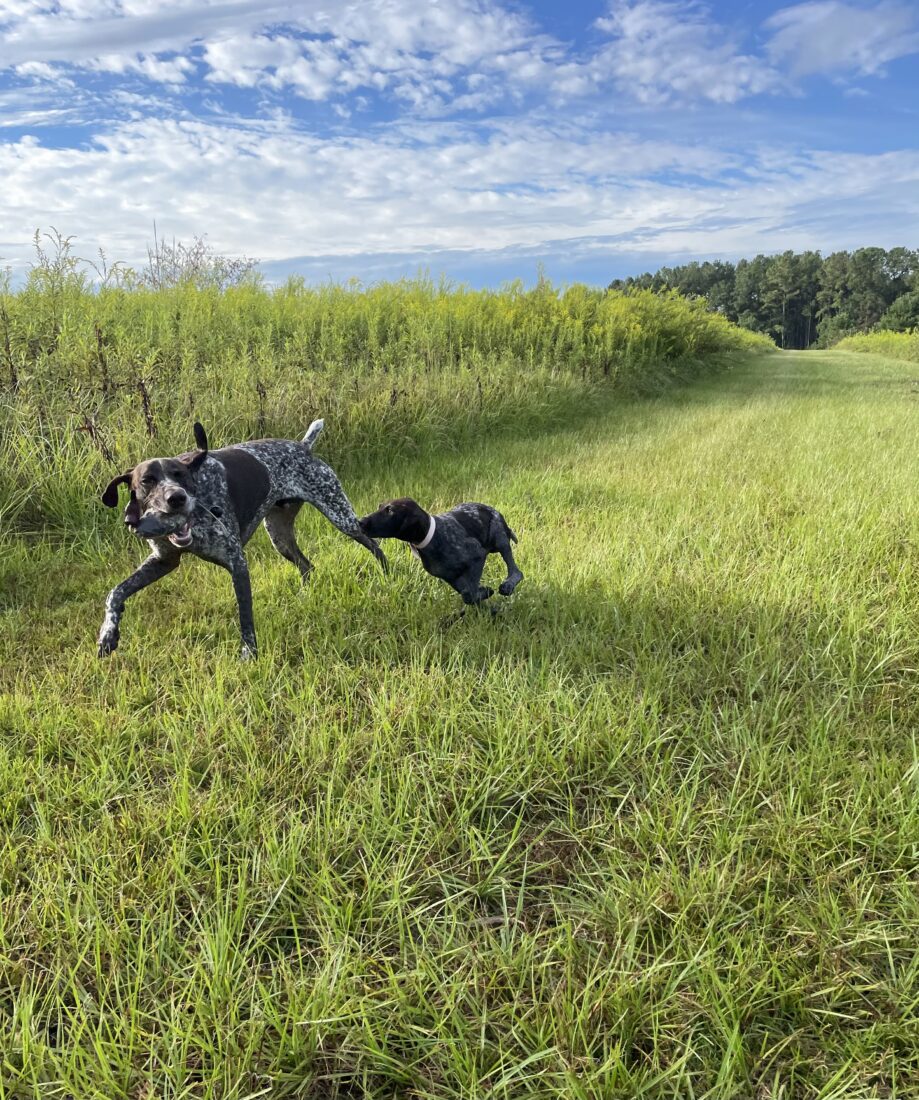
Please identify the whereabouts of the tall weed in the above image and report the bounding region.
[0,277,770,534]
[837,329,919,362]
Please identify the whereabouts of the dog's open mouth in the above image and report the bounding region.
[168,522,193,548]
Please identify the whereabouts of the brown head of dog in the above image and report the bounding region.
[101,423,209,547]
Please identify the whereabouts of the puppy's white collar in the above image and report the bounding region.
[410,515,436,557]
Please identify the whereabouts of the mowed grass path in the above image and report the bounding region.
[0,349,917,1098]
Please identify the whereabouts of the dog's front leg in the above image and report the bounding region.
[98,552,180,657]
[225,553,258,659]
[452,566,493,607]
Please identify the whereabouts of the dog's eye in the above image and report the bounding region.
[141,476,156,487]
[385,505,394,515]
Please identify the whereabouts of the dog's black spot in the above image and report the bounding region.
[211,447,271,532]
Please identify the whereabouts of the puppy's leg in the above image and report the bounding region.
[496,540,524,597]
[307,481,388,572]
[221,552,258,659]
[98,552,181,656]
[485,512,523,597]
[264,503,313,582]
[453,556,493,606]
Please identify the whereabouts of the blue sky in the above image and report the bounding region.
[1,0,918,286]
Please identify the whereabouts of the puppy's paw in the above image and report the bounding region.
[499,572,523,597]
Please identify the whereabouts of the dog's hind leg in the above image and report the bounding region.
[484,511,522,597]
[496,540,523,597]
[264,502,313,582]
[307,481,388,572]
[489,520,523,596]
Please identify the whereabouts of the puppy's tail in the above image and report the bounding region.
[500,513,518,544]
[302,419,325,450]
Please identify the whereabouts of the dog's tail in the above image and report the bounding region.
[302,419,325,450]
[500,513,518,544]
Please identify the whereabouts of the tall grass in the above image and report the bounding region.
[0,277,768,534]
[836,329,919,362]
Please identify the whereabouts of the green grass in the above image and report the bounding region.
[1,347,918,1097]
[837,330,919,364]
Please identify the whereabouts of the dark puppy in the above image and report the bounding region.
[99,420,386,659]
[359,498,523,607]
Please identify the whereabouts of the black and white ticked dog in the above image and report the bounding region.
[359,498,523,608]
[98,420,386,659]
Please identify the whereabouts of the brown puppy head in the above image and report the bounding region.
[101,422,209,547]
[359,497,430,543]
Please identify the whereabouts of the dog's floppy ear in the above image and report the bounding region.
[101,470,133,507]
[184,421,209,471]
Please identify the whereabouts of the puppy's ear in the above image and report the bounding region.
[101,470,133,507]
[184,422,209,471]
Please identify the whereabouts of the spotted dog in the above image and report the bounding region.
[359,498,522,608]
[98,420,386,659]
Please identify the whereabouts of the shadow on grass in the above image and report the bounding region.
[91,572,871,717]
[355,580,869,704]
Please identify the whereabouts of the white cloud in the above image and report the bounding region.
[0,0,536,109]
[765,1,919,77]
[589,1,782,104]
[3,0,917,113]
[582,0,919,106]
[88,50,194,82]
[1,113,917,276]
[13,59,63,78]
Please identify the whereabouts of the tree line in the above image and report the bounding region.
[609,248,919,349]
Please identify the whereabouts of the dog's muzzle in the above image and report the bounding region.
[132,512,193,546]
[168,521,193,548]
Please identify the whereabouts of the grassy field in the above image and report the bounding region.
[1,346,917,1098]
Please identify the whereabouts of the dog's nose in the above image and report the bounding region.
[166,489,187,509]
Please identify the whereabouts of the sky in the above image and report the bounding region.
[1,0,918,287]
